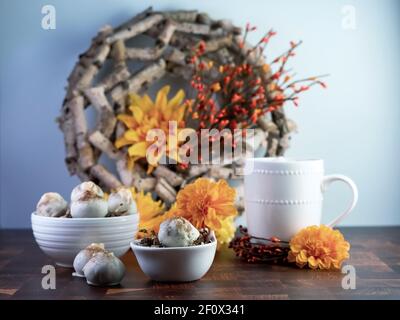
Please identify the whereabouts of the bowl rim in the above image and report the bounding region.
[130,235,217,252]
[31,212,139,222]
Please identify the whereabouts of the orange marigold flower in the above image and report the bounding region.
[288,225,350,270]
[169,178,237,230]
[215,216,236,247]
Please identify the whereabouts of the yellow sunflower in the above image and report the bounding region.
[115,86,188,171]
[288,225,350,270]
[130,188,171,238]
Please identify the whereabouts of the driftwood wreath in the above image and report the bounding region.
[57,7,297,211]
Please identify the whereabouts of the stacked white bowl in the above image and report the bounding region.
[31,213,139,267]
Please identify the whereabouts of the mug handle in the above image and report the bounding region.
[321,174,358,227]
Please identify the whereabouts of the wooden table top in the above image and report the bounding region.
[1,227,400,300]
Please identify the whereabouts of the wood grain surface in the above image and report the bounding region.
[0,228,399,300]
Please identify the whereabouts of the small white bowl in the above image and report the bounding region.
[130,233,217,282]
[31,212,139,267]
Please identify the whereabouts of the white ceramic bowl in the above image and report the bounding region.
[31,212,139,267]
[130,233,217,282]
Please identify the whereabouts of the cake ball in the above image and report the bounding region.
[73,243,106,277]
[83,251,126,286]
[36,192,68,217]
[108,188,137,216]
[70,181,108,218]
[158,217,200,247]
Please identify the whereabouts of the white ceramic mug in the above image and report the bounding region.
[244,158,358,241]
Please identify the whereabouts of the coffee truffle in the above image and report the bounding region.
[36,192,68,217]
[158,217,200,247]
[70,182,108,218]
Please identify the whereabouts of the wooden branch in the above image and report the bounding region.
[115,7,153,33]
[187,164,209,178]
[156,19,177,46]
[245,128,267,153]
[258,116,280,157]
[162,10,198,22]
[100,65,131,92]
[215,47,234,64]
[90,164,122,190]
[115,158,132,186]
[69,95,94,170]
[234,183,245,212]
[272,108,289,136]
[92,43,111,66]
[57,112,77,175]
[66,64,85,100]
[276,118,297,156]
[212,19,242,35]
[111,40,126,68]
[278,133,291,155]
[164,48,187,66]
[209,28,228,37]
[208,166,234,180]
[84,86,116,137]
[169,32,198,50]
[155,177,176,204]
[76,168,91,182]
[106,14,164,44]
[204,35,233,53]
[196,13,212,25]
[127,20,176,61]
[168,65,193,80]
[286,119,298,133]
[111,59,166,104]
[231,35,265,66]
[89,130,121,160]
[125,47,164,60]
[153,165,183,187]
[267,137,279,157]
[257,117,279,133]
[71,25,112,70]
[132,175,157,191]
[175,22,210,35]
[76,64,98,91]
[68,26,113,96]
[115,121,126,138]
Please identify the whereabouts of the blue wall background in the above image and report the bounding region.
[1,0,400,228]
